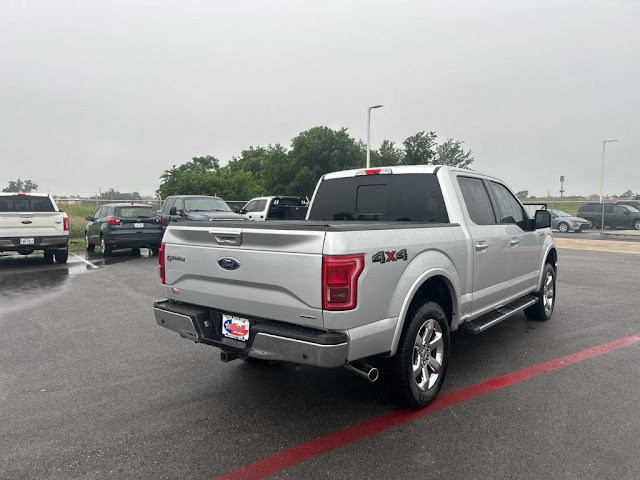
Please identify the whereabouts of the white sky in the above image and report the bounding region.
[1,0,638,197]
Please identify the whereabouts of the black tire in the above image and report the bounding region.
[151,246,159,256]
[633,219,640,231]
[524,263,556,321]
[54,250,68,264]
[100,237,111,257]
[557,222,569,233]
[85,232,95,252]
[43,250,54,264]
[385,302,450,409]
[131,247,141,256]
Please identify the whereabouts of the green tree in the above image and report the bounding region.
[371,140,403,167]
[515,190,529,199]
[3,179,38,192]
[435,139,474,169]
[401,131,437,165]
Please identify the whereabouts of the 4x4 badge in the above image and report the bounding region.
[372,249,408,264]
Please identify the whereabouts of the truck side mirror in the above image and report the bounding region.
[85,215,93,221]
[169,207,177,215]
[534,210,551,229]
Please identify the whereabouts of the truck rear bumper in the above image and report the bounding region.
[0,235,68,251]
[153,300,349,368]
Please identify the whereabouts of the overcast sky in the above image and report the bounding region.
[1,0,638,197]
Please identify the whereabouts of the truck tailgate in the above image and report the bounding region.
[162,223,326,329]
[0,212,66,237]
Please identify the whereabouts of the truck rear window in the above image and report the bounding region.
[0,195,56,212]
[115,206,155,218]
[308,173,449,222]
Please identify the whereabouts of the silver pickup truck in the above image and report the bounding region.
[154,166,556,408]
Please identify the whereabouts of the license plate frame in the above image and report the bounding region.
[221,314,250,341]
[20,237,35,245]
[134,222,144,229]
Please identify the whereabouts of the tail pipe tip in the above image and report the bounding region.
[344,361,379,383]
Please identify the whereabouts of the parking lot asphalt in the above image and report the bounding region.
[1,247,639,479]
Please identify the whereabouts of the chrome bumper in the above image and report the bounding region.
[153,302,348,368]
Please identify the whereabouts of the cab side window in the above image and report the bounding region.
[244,200,257,212]
[255,199,267,212]
[488,182,528,229]
[174,198,183,213]
[162,198,175,214]
[457,177,496,225]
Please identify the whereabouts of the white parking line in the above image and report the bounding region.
[72,254,99,269]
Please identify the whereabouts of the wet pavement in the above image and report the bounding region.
[1,247,639,479]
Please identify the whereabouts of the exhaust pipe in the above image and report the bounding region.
[220,351,238,363]
[344,361,379,382]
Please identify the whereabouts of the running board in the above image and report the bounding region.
[461,295,538,335]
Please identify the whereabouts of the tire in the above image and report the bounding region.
[524,263,556,321]
[43,250,54,263]
[557,222,569,233]
[151,246,160,256]
[386,302,450,409]
[100,237,111,257]
[633,219,640,231]
[54,250,68,264]
[131,247,141,256]
[85,232,95,252]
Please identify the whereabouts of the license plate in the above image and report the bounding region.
[134,222,144,228]
[221,315,250,341]
[20,237,34,245]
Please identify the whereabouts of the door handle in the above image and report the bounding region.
[510,239,520,247]
[475,242,488,253]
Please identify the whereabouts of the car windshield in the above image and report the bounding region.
[115,206,155,218]
[184,197,231,212]
[0,195,55,212]
[550,209,571,217]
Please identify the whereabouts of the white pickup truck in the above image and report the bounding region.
[154,166,556,408]
[0,193,69,263]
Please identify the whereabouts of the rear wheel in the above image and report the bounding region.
[54,250,68,264]
[131,247,141,256]
[100,237,111,257]
[634,219,640,230]
[386,302,450,409]
[557,222,569,233]
[524,263,556,321]
[43,250,54,263]
[85,232,95,252]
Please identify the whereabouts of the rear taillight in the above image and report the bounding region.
[322,254,364,310]
[155,216,163,225]
[107,217,120,226]
[159,243,165,284]
[63,217,69,231]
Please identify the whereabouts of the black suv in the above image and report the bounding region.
[85,203,163,256]
[577,203,640,230]
[159,195,243,229]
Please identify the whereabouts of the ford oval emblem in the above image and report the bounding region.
[218,257,240,271]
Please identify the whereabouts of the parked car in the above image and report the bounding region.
[577,203,640,230]
[159,195,243,229]
[85,203,163,256]
[0,193,69,263]
[154,165,556,408]
[548,209,591,232]
[240,196,309,221]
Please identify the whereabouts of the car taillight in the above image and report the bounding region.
[63,217,69,231]
[159,243,165,284]
[322,254,364,310]
[155,216,163,225]
[107,217,120,225]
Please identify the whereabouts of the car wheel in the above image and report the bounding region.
[558,222,569,233]
[386,302,450,409]
[85,232,95,252]
[524,263,556,321]
[131,247,141,256]
[43,250,54,263]
[54,250,68,264]
[151,246,159,256]
[100,237,111,257]
[634,220,640,230]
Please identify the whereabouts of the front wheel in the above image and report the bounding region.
[524,263,556,321]
[633,219,640,231]
[557,222,569,233]
[386,302,450,409]
[85,233,95,252]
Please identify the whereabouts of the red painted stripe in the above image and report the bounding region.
[215,332,640,480]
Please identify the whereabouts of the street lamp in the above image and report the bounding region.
[599,139,618,237]
[366,105,383,168]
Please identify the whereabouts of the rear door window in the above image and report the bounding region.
[457,177,496,225]
[308,173,449,222]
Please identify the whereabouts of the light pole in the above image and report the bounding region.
[599,139,618,237]
[366,105,383,168]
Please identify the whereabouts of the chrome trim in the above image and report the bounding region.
[154,307,199,342]
[249,333,348,367]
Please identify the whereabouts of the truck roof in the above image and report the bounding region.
[0,192,50,197]
[322,165,505,184]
